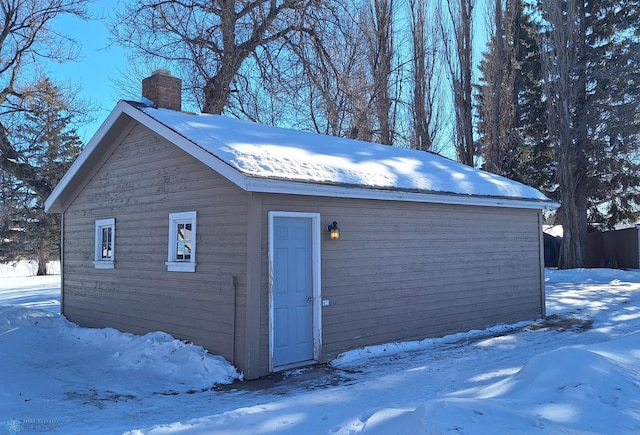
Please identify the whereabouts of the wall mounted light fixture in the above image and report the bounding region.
[327,221,340,240]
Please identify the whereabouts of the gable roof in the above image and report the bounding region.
[45,101,556,213]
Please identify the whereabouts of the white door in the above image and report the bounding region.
[270,213,320,369]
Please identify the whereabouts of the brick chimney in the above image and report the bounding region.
[142,70,182,111]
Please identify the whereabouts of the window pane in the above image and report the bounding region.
[178,223,192,241]
[176,241,191,260]
[175,222,192,261]
[101,227,112,259]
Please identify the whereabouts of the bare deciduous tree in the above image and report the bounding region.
[538,0,589,268]
[0,0,91,273]
[409,0,442,152]
[266,0,400,145]
[112,0,318,115]
[365,0,395,145]
[270,1,368,137]
[440,0,475,166]
[0,0,89,199]
[477,0,519,175]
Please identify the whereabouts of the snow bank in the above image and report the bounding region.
[545,267,640,285]
[421,335,640,433]
[0,301,241,399]
[0,260,60,277]
[68,327,242,389]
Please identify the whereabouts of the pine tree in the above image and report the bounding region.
[0,173,30,261]
[0,78,83,274]
[477,0,553,190]
[581,0,640,227]
[478,0,640,268]
[509,5,553,193]
[538,0,640,268]
[477,0,519,176]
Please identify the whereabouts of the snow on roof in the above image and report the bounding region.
[139,106,551,203]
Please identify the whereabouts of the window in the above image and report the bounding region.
[94,218,115,269]
[166,211,197,272]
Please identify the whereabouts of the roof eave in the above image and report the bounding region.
[45,101,558,213]
[243,177,559,210]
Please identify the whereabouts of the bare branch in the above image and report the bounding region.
[111,0,319,114]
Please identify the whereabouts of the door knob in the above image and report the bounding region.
[307,296,313,302]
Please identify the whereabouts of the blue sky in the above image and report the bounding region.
[46,2,491,150]
[48,4,130,142]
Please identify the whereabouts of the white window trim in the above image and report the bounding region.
[93,218,115,269]
[166,211,197,272]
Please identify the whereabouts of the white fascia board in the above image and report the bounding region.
[244,177,559,210]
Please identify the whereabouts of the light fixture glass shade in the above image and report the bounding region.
[328,221,340,240]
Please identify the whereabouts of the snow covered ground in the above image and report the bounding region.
[2,266,640,434]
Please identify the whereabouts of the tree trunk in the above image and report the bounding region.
[557,168,588,269]
[539,0,589,269]
[36,247,49,276]
[202,55,246,115]
[441,0,475,166]
[202,75,232,115]
[459,0,474,166]
[409,0,439,151]
[370,0,394,145]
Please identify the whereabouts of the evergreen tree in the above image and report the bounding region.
[0,172,30,261]
[477,0,519,176]
[580,0,640,227]
[479,0,640,268]
[0,78,83,274]
[477,0,553,191]
[537,0,640,267]
[509,4,554,193]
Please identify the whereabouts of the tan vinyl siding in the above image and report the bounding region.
[61,123,250,365]
[244,195,264,378]
[59,119,545,379]
[257,194,543,366]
